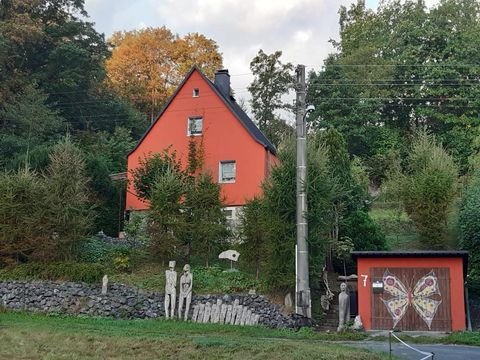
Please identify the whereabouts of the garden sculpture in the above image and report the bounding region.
[101,275,108,295]
[164,260,177,319]
[218,250,240,270]
[337,282,350,332]
[178,264,193,320]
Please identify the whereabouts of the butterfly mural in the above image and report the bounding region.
[381,270,442,329]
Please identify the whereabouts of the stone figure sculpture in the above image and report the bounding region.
[164,260,177,319]
[178,264,193,320]
[337,282,350,332]
[101,275,108,295]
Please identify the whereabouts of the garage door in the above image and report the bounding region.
[371,267,451,331]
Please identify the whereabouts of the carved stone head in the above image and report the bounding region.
[168,260,176,269]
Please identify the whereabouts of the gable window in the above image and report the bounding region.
[187,116,203,136]
[219,161,236,183]
[193,88,200,97]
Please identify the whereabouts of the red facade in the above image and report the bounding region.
[126,67,277,211]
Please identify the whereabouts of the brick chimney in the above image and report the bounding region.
[214,69,230,97]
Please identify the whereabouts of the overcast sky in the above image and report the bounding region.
[83,0,439,114]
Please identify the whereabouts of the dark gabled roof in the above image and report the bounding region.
[351,250,469,277]
[206,77,277,155]
[128,66,276,156]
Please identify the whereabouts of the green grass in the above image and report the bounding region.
[369,204,419,250]
[0,312,389,359]
[372,332,480,347]
[369,199,460,250]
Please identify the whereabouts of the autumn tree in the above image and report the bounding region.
[106,28,223,119]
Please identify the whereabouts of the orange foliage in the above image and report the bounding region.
[105,27,223,120]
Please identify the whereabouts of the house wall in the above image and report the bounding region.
[356,257,466,331]
[126,70,274,210]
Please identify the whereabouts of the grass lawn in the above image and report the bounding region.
[0,312,389,359]
[372,331,480,347]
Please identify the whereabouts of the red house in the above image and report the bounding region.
[352,251,468,332]
[126,67,277,220]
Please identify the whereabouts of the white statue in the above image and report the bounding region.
[352,315,363,330]
[101,275,108,295]
[337,282,350,332]
[178,264,193,321]
[164,260,177,319]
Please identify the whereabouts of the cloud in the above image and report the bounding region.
[82,0,366,119]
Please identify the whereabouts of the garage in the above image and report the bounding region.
[352,251,468,332]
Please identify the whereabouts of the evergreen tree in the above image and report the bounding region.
[43,137,92,259]
[385,131,458,249]
[0,168,49,264]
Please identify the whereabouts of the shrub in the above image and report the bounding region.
[193,266,261,293]
[75,236,137,274]
[459,173,480,294]
[385,131,458,249]
[0,262,105,283]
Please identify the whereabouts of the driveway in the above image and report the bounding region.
[346,341,480,360]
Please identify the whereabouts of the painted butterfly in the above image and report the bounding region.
[381,269,442,329]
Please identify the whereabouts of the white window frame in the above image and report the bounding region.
[187,116,203,136]
[219,160,236,183]
[192,88,200,97]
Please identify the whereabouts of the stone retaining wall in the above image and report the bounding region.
[0,280,306,328]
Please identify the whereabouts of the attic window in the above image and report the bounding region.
[187,116,203,136]
[219,161,236,183]
[193,88,200,97]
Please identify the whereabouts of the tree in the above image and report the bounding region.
[459,172,480,294]
[241,130,385,291]
[0,85,64,169]
[147,168,186,264]
[130,149,182,201]
[106,28,223,119]
[385,131,458,249]
[43,137,92,259]
[132,146,228,264]
[185,173,228,266]
[307,0,480,177]
[0,168,49,264]
[239,198,270,279]
[0,0,148,241]
[248,50,294,146]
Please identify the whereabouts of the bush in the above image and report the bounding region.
[459,173,480,294]
[0,262,105,283]
[385,131,458,249]
[75,236,133,272]
[343,210,387,251]
[193,266,261,294]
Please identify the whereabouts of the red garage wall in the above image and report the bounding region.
[357,257,466,331]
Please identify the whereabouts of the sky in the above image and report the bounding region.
[83,0,439,111]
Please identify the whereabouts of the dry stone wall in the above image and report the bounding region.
[0,280,309,328]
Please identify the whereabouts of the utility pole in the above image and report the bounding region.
[295,64,311,318]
